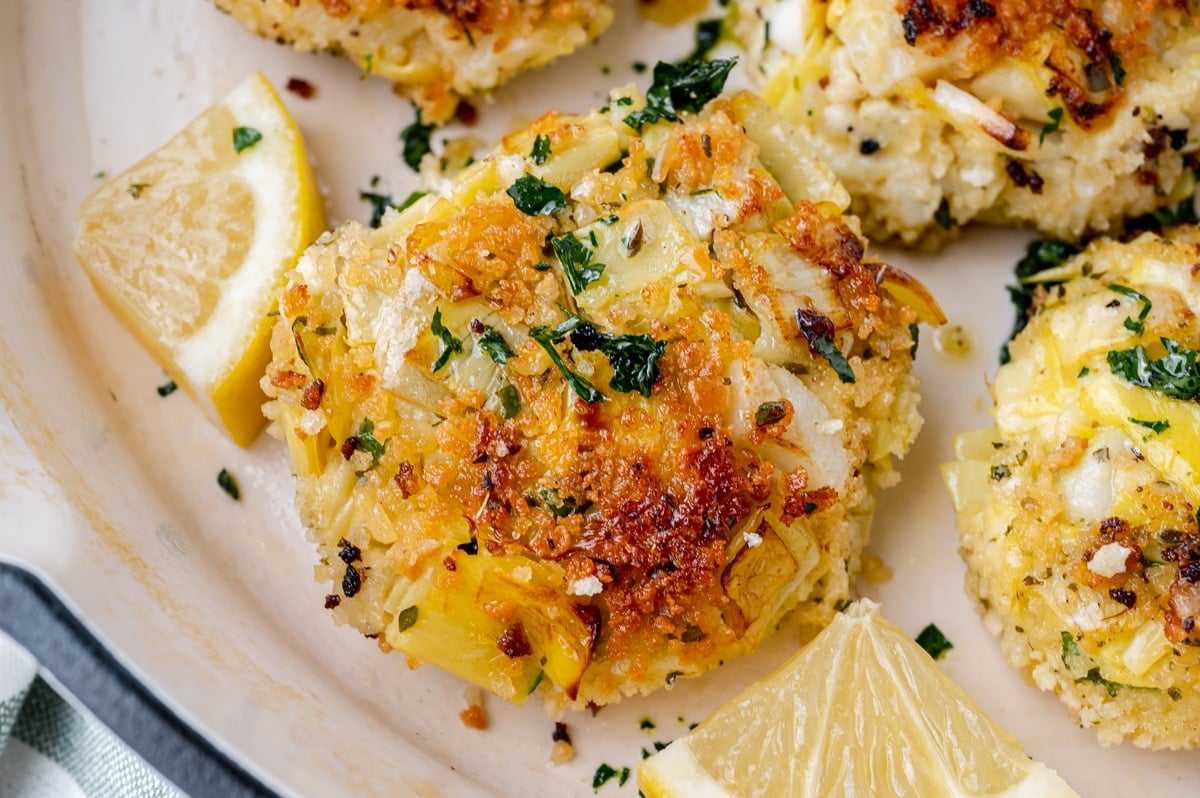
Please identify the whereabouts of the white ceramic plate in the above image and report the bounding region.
[3,1,1199,795]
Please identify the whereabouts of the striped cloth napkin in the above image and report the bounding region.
[0,630,179,797]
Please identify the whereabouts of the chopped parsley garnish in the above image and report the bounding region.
[624,57,737,133]
[529,318,604,404]
[1108,284,1151,335]
[933,198,952,230]
[497,383,522,419]
[354,418,387,470]
[360,53,374,79]
[1076,667,1125,698]
[1001,238,1080,364]
[1129,417,1169,435]
[991,464,1011,480]
[796,309,855,383]
[592,764,619,790]
[530,134,552,165]
[217,468,240,500]
[1078,366,1091,378]
[812,335,855,383]
[396,605,419,632]
[232,126,262,153]
[156,380,178,397]
[506,173,567,216]
[1060,631,1083,663]
[477,325,514,364]
[551,232,605,294]
[909,323,920,357]
[689,18,723,61]
[571,322,667,397]
[430,308,463,372]
[128,182,150,199]
[1039,107,1064,145]
[359,189,427,228]
[400,105,435,171]
[639,718,656,730]
[1109,53,1126,86]
[754,401,787,426]
[915,624,953,660]
[1107,337,1200,400]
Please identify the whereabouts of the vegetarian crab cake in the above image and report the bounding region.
[945,228,1200,748]
[263,63,942,709]
[734,0,1200,247]
[213,0,612,122]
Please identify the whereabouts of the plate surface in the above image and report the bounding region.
[2,1,1199,795]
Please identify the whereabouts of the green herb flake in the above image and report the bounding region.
[909,323,920,357]
[128,182,150,199]
[534,260,552,271]
[497,383,522,419]
[754,401,787,426]
[640,718,656,730]
[360,53,375,79]
[1108,283,1152,335]
[915,624,953,660]
[530,134,552,165]
[477,325,514,364]
[551,232,605,294]
[529,320,604,404]
[355,418,387,470]
[1061,631,1083,663]
[400,105,435,171]
[1107,337,1200,400]
[624,57,737,133]
[991,464,1011,480]
[506,173,567,216]
[813,336,855,383]
[1129,417,1169,435]
[1078,366,1091,378]
[359,188,427,227]
[933,198,952,230]
[232,126,263,154]
[156,380,178,397]
[1077,667,1125,698]
[1001,238,1080,364]
[592,764,619,790]
[1110,52,1126,86]
[217,468,240,501]
[396,605,419,632]
[595,333,666,397]
[690,18,723,61]
[618,767,631,787]
[358,190,397,229]
[1039,107,1064,145]
[430,308,463,372]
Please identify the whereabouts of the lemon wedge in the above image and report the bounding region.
[75,72,325,446]
[639,600,1079,798]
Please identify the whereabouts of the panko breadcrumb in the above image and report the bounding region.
[735,0,1200,247]
[263,69,941,710]
[945,227,1200,748]
[214,0,612,121]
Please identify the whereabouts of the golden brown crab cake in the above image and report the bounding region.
[263,63,942,709]
[213,0,613,121]
[944,227,1200,748]
[734,0,1200,247]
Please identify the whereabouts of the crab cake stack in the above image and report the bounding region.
[263,65,941,709]
[945,228,1200,748]
[735,0,1200,247]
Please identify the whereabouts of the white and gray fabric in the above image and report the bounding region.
[0,631,180,798]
